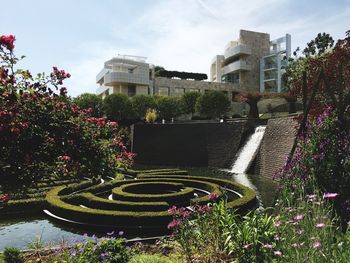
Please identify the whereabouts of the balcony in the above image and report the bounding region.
[221,60,251,75]
[224,44,251,60]
[103,71,149,86]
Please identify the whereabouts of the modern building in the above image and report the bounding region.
[210,30,291,93]
[96,55,239,100]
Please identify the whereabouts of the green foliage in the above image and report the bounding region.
[303,32,334,57]
[195,90,231,119]
[155,96,183,120]
[73,93,103,117]
[129,254,180,263]
[3,247,23,263]
[103,93,133,122]
[131,95,156,120]
[61,236,131,263]
[154,67,207,80]
[181,91,201,117]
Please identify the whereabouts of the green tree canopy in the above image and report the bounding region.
[156,96,183,120]
[131,94,157,120]
[195,91,231,119]
[181,91,201,117]
[73,93,103,117]
[103,93,133,122]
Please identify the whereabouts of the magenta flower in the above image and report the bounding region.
[243,244,252,250]
[316,223,325,228]
[167,219,182,229]
[168,206,177,215]
[313,242,321,248]
[208,193,220,200]
[323,193,339,199]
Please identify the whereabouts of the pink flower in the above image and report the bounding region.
[313,242,321,248]
[323,193,339,199]
[108,121,118,127]
[59,155,71,161]
[243,244,252,250]
[262,244,273,249]
[168,206,177,215]
[167,219,182,229]
[0,35,16,51]
[0,194,10,203]
[316,223,325,228]
[274,221,282,227]
[295,229,304,235]
[208,193,219,200]
[294,214,304,221]
[274,251,282,257]
[307,194,317,201]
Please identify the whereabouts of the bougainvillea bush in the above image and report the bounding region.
[0,35,134,191]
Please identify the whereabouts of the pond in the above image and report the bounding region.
[0,167,277,251]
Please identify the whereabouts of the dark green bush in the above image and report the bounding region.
[3,247,23,263]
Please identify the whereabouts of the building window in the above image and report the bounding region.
[128,68,134,74]
[222,73,239,84]
[128,85,136,97]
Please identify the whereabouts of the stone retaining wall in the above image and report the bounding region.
[131,121,248,167]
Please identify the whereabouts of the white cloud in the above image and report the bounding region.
[64,0,350,96]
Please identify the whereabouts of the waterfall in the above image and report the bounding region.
[230,126,266,174]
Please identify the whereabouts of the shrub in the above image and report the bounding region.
[155,96,183,120]
[181,91,201,117]
[0,35,134,190]
[61,235,131,263]
[73,93,103,117]
[3,247,23,263]
[103,93,133,122]
[195,90,231,119]
[131,95,156,120]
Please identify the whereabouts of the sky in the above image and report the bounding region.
[1,0,349,97]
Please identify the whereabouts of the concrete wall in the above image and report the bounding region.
[131,121,248,167]
[256,117,298,178]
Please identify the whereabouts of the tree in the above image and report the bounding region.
[103,93,133,122]
[195,91,231,119]
[155,96,183,120]
[303,32,334,57]
[181,91,201,117]
[234,92,262,119]
[73,93,103,117]
[130,94,156,120]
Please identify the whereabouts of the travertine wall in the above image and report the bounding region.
[239,30,270,91]
[131,121,248,167]
[256,117,298,178]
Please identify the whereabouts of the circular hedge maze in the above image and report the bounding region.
[46,169,257,229]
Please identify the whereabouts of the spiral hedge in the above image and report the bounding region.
[46,169,257,229]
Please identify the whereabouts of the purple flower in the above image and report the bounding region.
[119,231,124,236]
[307,194,317,201]
[101,252,110,261]
[313,242,321,248]
[316,223,325,228]
[323,193,339,199]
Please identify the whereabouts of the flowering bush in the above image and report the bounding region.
[60,234,131,263]
[0,35,134,190]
